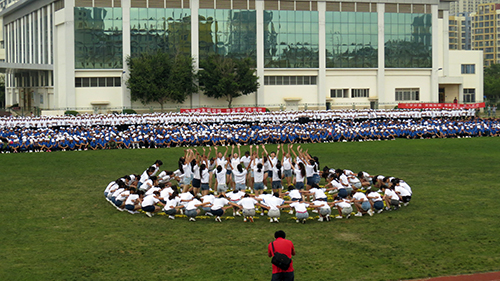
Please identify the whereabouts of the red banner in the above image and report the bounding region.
[180,107,267,113]
[398,102,485,109]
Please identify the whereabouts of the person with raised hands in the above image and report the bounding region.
[262,144,284,197]
[282,144,294,188]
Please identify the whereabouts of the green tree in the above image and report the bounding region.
[198,55,259,108]
[126,52,197,110]
[484,63,500,104]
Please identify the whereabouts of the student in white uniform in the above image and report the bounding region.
[141,191,165,217]
[281,199,320,224]
[312,199,332,222]
[184,196,211,222]
[240,150,252,189]
[210,194,239,222]
[281,145,293,187]
[215,163,229,194]
[124,189,143,214]
[226,189,246,216]
[236,194,259,222]
[392,178,412,206]
[367,190,384,213]
[352,191,374,217]
[252,157,266,197]
[260,193,286,223]
[381,185,401,211]
[333,197,353,219]
[232,163,250,192]
[200,192,216,216]
[163,190,183,220]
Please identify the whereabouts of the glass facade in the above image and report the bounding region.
[74,7,123,69]
[264,10,319,68]
[198,9,256,63]
[326,12,378,68]
[130,8,191,57]
[385,13,432,68]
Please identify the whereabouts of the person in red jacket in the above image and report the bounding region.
[268,230,296,281]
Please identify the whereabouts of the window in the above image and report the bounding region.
[395,88,419,101]
[352,89,369,98]
[461,64,475,74]
[75,77,121,87]
[330,89,348,98]
[264,76,317,85]
[463,89,475,102]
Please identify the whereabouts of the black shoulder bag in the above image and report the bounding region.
[271,242,291,270]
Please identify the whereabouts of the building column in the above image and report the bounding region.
[377,3,385,105]
[256,0,264,106]
[443,10,449,77]
[54,0,76,109]
[317,1,326,109]
[430,5,439,103]
[122,0,131,108]
[190,0,200,108]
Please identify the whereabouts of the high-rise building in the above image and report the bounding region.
[449,12,473,50]
[471,3,500,66]
[0,0,484,113]
[450,0,500,15]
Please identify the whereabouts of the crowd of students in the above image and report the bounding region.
[104,144,413,223]
[1,109,498,153]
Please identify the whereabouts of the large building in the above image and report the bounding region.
[450,0,500,15]
[449,12,472,50]
[471,2,500,66]
[0,0,483,114]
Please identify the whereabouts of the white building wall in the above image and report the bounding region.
[0,0,488,113]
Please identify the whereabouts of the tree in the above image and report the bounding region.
[484,64,500,104]
[126,52,197,110]
[198,55,259,108]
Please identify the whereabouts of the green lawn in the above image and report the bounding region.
[1,138,500,281]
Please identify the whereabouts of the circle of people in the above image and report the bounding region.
[1,108,498,153]
[104,144,413,223]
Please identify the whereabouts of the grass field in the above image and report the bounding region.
[1,137,500,281]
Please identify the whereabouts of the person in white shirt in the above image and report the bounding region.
[215,163,229,194]
[252,155,266,196]
[184,196,211,222]
[138,167,155,190]
[281,145,293,187]
[333,197,353,219]
[139,176,158,193]
[240,150,252,188]
[352,191,374,217]
[367,190,384,213]
[236,194,259,222]
[150,160,163,176]
[162,190,183,219]
[226,189,246,216]
[232,163,250,192]
[357,171,373,190]
[200,192,216,216]
[260,193,286,223]
[312,199,332,222]
[392,178,412,206]
[124,189,143,214]
[281,199,321,224]
[141,191,165,217]
[228,144,242,190]
[381,185,401,211]
[210,194,240,222]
